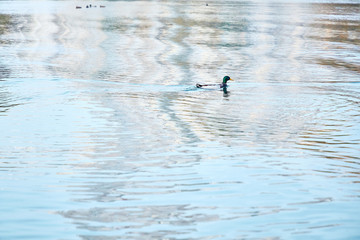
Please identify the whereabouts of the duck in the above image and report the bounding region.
[196,76,233,89]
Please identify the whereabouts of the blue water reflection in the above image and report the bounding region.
[0,0,359,239]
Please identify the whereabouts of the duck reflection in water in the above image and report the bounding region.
[223,86,230,97]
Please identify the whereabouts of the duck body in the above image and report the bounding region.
[196,76,232,89]
[196,83,227,89]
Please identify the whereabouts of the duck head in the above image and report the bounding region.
[223,76,233,84]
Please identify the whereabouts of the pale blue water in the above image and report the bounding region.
[1,0,360,239]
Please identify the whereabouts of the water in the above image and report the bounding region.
[1,0,359,239]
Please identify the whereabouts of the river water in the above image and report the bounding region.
[0,0,359,239]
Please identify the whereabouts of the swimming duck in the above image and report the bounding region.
[196,76,233,89]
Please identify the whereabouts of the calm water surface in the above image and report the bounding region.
[1,0,360,239]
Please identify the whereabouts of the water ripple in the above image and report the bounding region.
[1,1,360,239]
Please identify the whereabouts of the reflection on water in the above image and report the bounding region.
[0,0,359,239]
[309,3,360,74]
[0,14,19,113]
